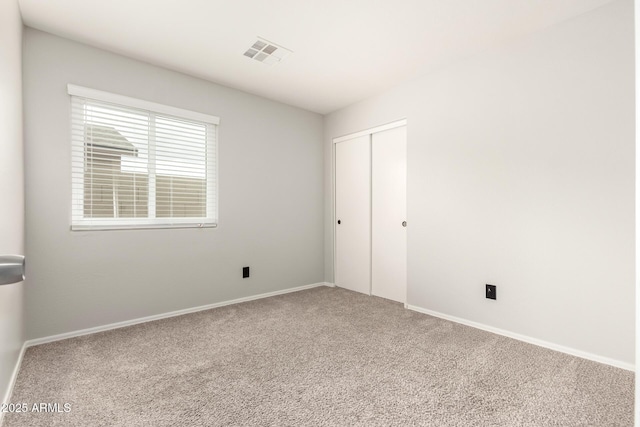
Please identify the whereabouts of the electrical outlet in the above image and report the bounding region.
[486,284,496,300]
[243,266,250,278]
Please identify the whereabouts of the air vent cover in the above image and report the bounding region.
[243,37,292,65]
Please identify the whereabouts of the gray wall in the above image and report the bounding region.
[23,29,324,339]
[0,0,25,402]
[635,0,640,418]
[324,0,635,365]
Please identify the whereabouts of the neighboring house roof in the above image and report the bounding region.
[85,125,138,156]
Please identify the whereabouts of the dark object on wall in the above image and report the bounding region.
[243,266,250,278]
[486,284,496,300]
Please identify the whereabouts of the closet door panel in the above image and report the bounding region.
[335,136,371,295]
[372,126,407,303]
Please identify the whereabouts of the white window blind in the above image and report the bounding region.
[69,85,219,230]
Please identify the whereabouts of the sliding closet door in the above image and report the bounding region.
[371,126,407,303]
[335,135,371,295]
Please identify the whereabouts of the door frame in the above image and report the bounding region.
[332,118,407,299]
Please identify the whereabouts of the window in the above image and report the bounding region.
[69,85,218,230]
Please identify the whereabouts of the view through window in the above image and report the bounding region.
[69,87,218,230]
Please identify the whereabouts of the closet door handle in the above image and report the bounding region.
[402,221,407,227]
[337,220,341,225]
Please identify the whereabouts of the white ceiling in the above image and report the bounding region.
[18,0,615,114]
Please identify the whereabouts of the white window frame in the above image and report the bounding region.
[68,84,219,231]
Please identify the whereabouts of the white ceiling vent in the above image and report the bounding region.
[243,37,292,66]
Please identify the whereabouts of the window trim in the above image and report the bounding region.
[67,85,220,125]
[68,84,219,231]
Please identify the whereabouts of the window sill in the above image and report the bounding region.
[70,222,218,231]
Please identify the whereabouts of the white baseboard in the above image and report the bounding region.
[27,282,334,348]
[0,341,27,425]
[407,304,634,372]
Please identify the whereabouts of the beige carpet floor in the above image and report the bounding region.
[3,286,634,426]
